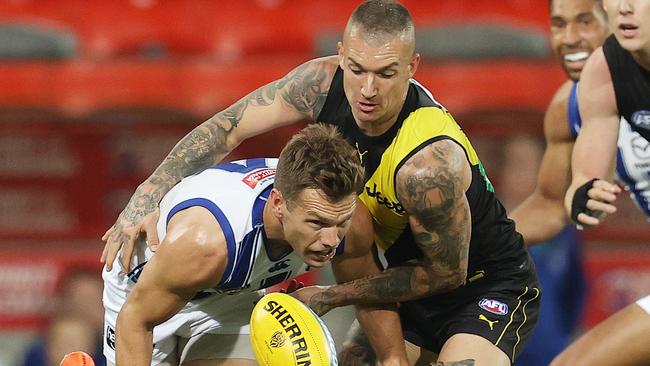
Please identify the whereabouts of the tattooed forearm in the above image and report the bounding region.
[316,257,462,307]
[436,360,475,366]
[143,79,286,198]
[314,141,471,308]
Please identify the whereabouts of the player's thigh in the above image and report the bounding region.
[404,339,437,366]
[180,333,256,366]
[437,333,509,366]
[551,302,650,366]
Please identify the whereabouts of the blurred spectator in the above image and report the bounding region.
[22,315,96,366]
[497,135,587,366]
[21,267,106,366]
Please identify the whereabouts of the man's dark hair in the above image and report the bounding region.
[275,124,364,205]
[350,0,414,38]
[549,0,605,19]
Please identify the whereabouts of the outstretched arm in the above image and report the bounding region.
[306,139,471,307]
[564,48,621,227]
[333,202,408,365]
[115,207,227,365]
[102,57,337,271]
[510,81,574,245]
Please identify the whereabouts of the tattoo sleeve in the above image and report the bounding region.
[278,61,330,120]
[136,60,331,208]
[313,140,471,307]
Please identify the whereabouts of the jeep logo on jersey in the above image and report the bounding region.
[365,183,406,214]
[632,111,650,130]
[478,298,509,315]
[242,168,276,188]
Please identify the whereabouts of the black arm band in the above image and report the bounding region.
[571,178,599,222]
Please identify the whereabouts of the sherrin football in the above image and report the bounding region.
[250,292,338,366]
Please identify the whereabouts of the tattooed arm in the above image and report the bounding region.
[305,139,472,311]
[102,56,338,271]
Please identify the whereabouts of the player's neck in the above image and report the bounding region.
[261,202,293,257]
[631,49,650,71]
[355,114,397,137]
[262,201,283,240]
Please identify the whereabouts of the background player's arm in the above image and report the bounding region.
[510,81,574,245]
[102,56,338,271]
[115,207,227,366]
[331,202,408,365]
[564,48,621,227]
[307,140,471,306]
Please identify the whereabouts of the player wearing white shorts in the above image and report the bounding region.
[103,125,409,365]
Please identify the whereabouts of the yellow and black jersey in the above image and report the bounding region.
[317,67,527,276]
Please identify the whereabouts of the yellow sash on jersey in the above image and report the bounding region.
[358,107,480,251]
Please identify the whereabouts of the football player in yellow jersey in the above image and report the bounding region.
[102,1,539,365]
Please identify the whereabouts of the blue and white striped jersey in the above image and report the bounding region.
[568,83,650,217]
[155,158,310,294]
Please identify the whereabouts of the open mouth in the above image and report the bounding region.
[313,248,336,261]
[564,51,589,63]
[620,23,639,37]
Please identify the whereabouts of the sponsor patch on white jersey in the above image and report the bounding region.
[242,168,276,188]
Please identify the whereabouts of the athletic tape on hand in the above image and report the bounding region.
[571,178,599,223]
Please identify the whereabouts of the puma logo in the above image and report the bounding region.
[356,142,368,164]
[479,314,498,330]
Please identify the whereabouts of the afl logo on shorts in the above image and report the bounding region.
[478,298,509,315]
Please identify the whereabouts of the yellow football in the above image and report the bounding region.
[250,292,338,366]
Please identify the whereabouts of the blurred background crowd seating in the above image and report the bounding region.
[0,1,648,365]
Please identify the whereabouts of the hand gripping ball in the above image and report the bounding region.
[250,292,338,366]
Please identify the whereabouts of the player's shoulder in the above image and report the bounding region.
[295,56,339,82]
[581,47,611,86]
[549,79,574,107]
[543,80,574,141]
[309,55,339,72]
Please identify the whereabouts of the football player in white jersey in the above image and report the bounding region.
[105,124,408,365]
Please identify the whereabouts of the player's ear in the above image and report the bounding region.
[408,53,420,78]
[269,188,285,219]
[337,41,345,68]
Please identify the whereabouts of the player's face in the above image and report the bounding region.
[604,0,650,54]
[550,0,609,81]
[338,27,419,131]
[281,189,357,268]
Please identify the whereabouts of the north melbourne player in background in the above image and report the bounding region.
[509,0,609,244]
[558,0,650,365]
[507,1,608,364]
